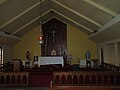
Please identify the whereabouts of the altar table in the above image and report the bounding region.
[38,56,64,67]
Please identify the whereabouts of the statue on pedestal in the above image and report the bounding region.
[86,50,91,68]
[25,51,30,68]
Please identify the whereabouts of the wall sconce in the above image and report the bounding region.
[39,34,43,45]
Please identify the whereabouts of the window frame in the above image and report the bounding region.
[0,47,3,65]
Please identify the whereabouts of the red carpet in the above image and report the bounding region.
[26,64,73,87]
[29,72,53,87]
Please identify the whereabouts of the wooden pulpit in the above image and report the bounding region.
[13,59,22,72]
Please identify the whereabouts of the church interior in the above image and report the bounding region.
[0,0,120,90]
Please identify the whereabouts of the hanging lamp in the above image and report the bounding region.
[39,0,43,45]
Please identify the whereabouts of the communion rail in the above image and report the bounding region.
[0,72,29,87]
[102,63,120,72]
[50,71,120,90]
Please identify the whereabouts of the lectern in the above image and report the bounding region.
[13,59,22,72]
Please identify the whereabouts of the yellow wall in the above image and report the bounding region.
[14,26,41,61]
[67,24,97,64]
[14,24,97,64]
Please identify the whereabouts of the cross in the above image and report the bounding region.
[50,29,57,43]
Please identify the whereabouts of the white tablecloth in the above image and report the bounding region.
[38,56,64,67]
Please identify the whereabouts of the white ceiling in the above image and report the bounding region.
[0,0,120,44]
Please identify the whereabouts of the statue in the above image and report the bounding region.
[26,50,30,60]
[86,50,91,68]
[25,51,30,68]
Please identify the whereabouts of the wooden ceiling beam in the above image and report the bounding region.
[0,31,21,40]
[0,0,45,29]
[0,0,7,5]
[89,15,120,38]
[52,9,93,32]
[83,0,119,17]
[51,0,102,27]
[12,8,93,34]
[11,9,51,35]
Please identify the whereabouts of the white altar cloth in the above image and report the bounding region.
[38,56,64,67]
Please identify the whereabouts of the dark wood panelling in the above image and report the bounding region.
[50,86,120,90]
[41,18,67,56]
[50,71,120,90]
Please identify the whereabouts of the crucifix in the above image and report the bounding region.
[49,26,57,56]
[50,28,57,43]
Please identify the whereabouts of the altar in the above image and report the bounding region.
[38,56,64,67]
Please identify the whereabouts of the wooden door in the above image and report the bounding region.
[41,18,67,56]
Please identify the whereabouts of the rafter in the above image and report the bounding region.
[52,9,93,32]
[89,14,120,37]
[0,0,45,29]
[0,31,21,40]
[12,8,93,35]
[11,9,51,35]
[83,0,119,17]
[51,0,102,27]
[0,0,7,5]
